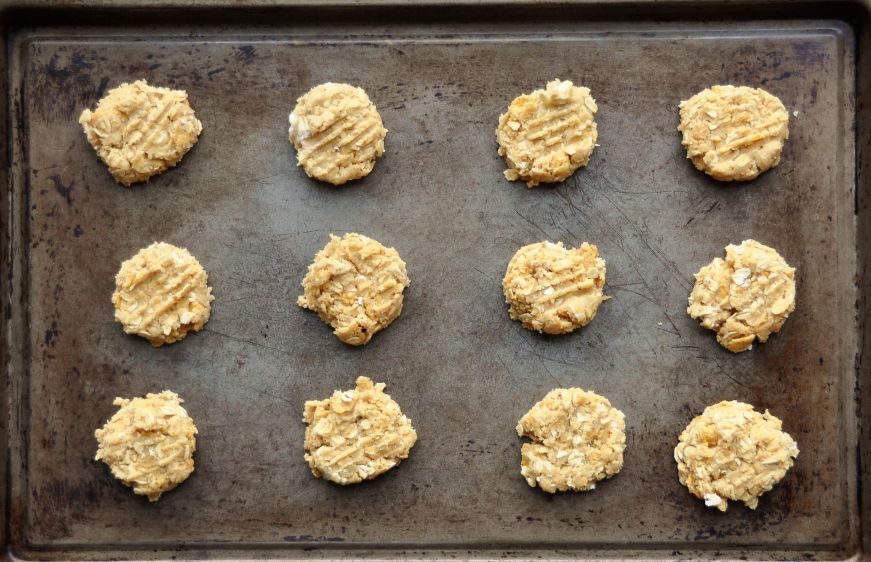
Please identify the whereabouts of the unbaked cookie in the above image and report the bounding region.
[496,79,598,188]
[78,80,202,186]
[516,387,625,493]
[113,242,214,347]
[687,239,795,352]
[288,82,387,185]
[94,390,197,502]
[297,233,409,345]
[674,400,799,511]
[503,241,607,334]
[678,85,789,181]
[303,376,417,485]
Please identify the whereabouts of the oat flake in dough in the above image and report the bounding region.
[496,79,598,188]
[303,376,417,485]
[94,390,197,502]
[78,80,202,186]
[687,239,795,352]
[516,387,625,493]
[288,82,387,185]
[678,85,789,181]
[674,400,799,512]
[503,241,607,334]
[113,242,214,347]
[297,233,409,346]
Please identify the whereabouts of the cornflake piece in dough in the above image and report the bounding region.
[687,239,795,352]
[516,387,625,493]
[94,390,197,502]
[678,85,789,181]
[303,376,417,485]
[288,82,387,185]
[496,79,598,188]
[674,400,799,512]
[113,242,214,347]
[503,241,608,335]
[297,233,409,346]
[78,80,202,186]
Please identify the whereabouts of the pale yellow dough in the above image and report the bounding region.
[113,242,214,347]
[516,387,625,493]
[303,376,417,485]
[78,80,202,186]
[496,79,598,188]
[297,233,409,346]
[288,82,387,185]
[503,241,607,334]
[678,85,789,181]
[687,239,795,352]
[674,400,799,512]
[94,390,197,502]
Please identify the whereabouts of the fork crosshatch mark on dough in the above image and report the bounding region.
[303,376,417,485]
[687,239,795,352]
[516,387,625,493]
[94,390,197,502]
[674,400,799,512]
[288,82,387,185]
[496,79,598,188]
[678,85,789,181]
[78,80,202,186]
[297,233,409,345]
[112,242,214,347]
[502,241,608,334]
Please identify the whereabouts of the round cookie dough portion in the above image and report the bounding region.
[516,387,625,493]
[496,79,598,188]
[678,85,789,181]
[113,242,214,347]
[303,376,417,485]
[288,82,387,185]
[503,241,607,334]
[687,239,795,352]
[94,390,197,502]
[78,80,203,186]
[297,233,409,346]
[674,400,799,512]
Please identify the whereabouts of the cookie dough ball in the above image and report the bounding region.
[288,82,387,185]
[496,79,598,188]
[78,80,203,186]
[297,233,409,345]
[94,390,197,501]
[516,387,625,493]
[677,85,789,181]
[503,241,607,334]
[674,400,799,511]
[303,376,417,485]
[688,239,795,352]
[113,242,214,347]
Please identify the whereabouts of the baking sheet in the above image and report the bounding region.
[2,4,864,560]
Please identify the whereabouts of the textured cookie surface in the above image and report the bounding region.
[113,242,214,347]
[503,241,607,334]
[687,239,795,352]
[516,387,625,493]
[303,376,417,485]
[674,400,799,511]
[496,79,598,188]
[678,85,789,181]
[78,80,202,186]
[94,390,197,502]
[288,82,387,185]
[297,233,409,345]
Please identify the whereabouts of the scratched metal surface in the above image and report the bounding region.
[3,10,861,561]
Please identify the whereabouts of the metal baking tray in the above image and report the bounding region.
[2,1,869,559]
